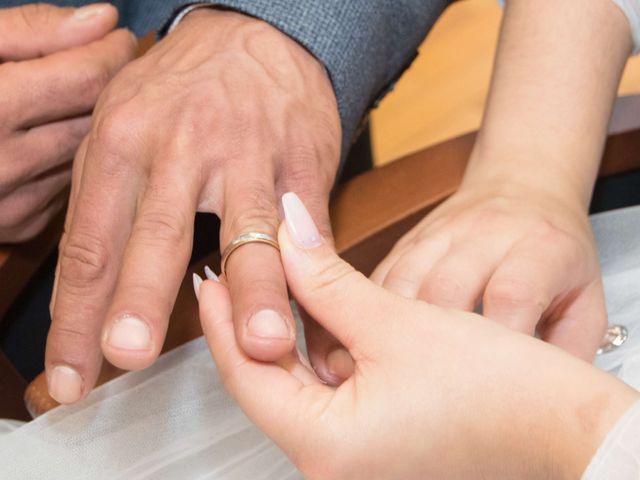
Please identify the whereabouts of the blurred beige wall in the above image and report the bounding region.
[371,0,640,165]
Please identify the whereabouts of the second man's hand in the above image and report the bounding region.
[47,8,341,404]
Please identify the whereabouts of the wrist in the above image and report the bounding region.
[175,7,330,80]
[461,144,595,213]
[529,362,639,479]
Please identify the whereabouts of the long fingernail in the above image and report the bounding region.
[49,366,83,404]
[204,266,218,281]
[73,3,110,20]
[106,315,151,351]
[282,192,323,249]
[193,273,203,301]
[247,309,291,340]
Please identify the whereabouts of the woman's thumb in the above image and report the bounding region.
[280,192,389,351]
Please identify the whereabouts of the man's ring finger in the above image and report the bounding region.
[220,232,280,278]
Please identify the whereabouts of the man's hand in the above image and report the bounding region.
[47,8,341,403]
[371,175,607,360]
[0,3,136,242]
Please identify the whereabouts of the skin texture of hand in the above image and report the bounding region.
[370,177,606,360]
[0,3,136,243]
[308,0,636,379]
[47,8,341,404]
[199,192,640,480]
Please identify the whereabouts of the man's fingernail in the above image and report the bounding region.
[326,348,355,381]
[193,273,203,301]
[49,366,83,404]
[247,309,291,340]
[282,192,323,249]
[106,315,151,351]
[73,3,109,20]
[204,266,218,281]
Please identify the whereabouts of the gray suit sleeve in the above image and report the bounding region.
[158,1,452,158]
[6,0,450,157]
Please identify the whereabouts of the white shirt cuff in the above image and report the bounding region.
[165,3,216,34]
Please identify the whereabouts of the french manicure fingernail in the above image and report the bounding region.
[49,365,83,404]
[204,266,218,282]
[247,309,291,340]
[106,315,151,351]
[193,273,203,300]
[73,3,109,20]
[282,192,323,249]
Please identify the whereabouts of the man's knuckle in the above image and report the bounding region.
[93,107,138,155]
[133,209,189,246]
[49,323,93,345]
[59,231,110,285]
[281,157,328,195]
[227,204,279,236]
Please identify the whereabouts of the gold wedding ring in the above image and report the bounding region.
[220,232,280,278]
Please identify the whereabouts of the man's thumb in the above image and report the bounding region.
[0,3,118,61]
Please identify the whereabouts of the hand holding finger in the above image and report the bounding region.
[200,193,639,480]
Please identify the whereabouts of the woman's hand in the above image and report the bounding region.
[358,0,635,372]
[371,173,606,360]
[199,192,639,480]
